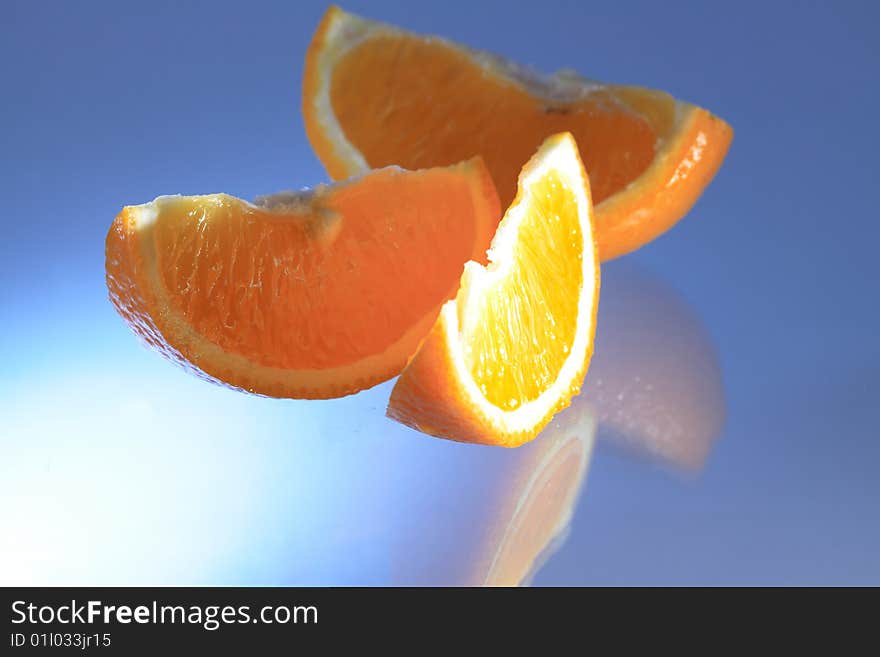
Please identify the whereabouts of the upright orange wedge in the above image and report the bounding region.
[387,133,599,447]
[106,160,500,399]
[303,5,733,261]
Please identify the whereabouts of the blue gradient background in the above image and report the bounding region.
[2,0,878,585]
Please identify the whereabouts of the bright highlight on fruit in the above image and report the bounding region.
[387,133,600,447]
[105,160,500,399]
[303,5,732,261]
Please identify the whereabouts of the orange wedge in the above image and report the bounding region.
[387,133,599,447]
[105,160,500,399]
[303,5,733,261]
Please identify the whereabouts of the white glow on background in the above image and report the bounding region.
[0,365,330,585]
[0,263,725,586]
[0,358,600,586]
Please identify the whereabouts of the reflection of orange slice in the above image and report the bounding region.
[304,5,733,260]
[105,160,500,399]
[583,265,725,470]
[478,405,596,586]
[387,393,596,586]
[387,133,599,447]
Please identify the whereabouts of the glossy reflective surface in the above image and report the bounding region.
[2,0,878,585]
[0,264,719,585]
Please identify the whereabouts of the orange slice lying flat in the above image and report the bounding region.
[106,159,500,399]
[303,5,732,261]
[387,133,599,447]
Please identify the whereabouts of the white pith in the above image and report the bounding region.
[309,10,374,173]
[445,134,598,435]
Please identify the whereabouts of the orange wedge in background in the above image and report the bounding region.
[582,266,725,470]
[303,5,733,261]
[105,160,500,399]
[387,133,599,447]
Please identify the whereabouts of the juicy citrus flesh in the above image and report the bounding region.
[153,169,491,370]
[464,171,581,410]
[387,132,599,447]
[304,6,733,261]
[106,159,501,399]
[329,34,657,209]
